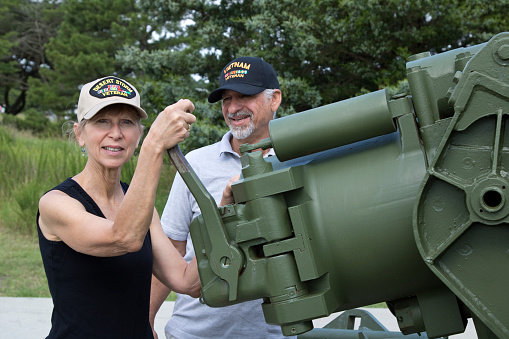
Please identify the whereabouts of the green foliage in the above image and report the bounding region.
[1,109,62,138]
[0,126,85,234]
[129,0,509,117]
[278,78,322,117]
[0,0,63,115]
[2,0,509,151]
[27,0,164,118]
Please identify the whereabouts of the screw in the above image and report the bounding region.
[220,256,231,268]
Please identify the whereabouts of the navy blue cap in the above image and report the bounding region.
[208,57,279,103]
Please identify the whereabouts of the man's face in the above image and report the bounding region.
[221,89,278,142]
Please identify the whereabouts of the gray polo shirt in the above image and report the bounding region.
[161,132,288,339]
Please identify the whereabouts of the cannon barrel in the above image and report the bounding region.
[180,32,509,338]
[268,89,396,162]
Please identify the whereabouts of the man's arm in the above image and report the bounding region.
[149,238,188,338]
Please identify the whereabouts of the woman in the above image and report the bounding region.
[37,76,199,338]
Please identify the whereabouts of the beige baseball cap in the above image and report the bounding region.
[77,76,148,122]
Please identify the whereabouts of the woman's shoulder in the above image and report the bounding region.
[39,186,83,211]
[38,183,87,241]
[39,178,84,212]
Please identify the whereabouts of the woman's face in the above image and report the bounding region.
[77,105,143,170]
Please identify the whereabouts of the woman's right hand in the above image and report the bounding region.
[146,99,196,152]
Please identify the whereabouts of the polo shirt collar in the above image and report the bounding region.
[219,131,275,158]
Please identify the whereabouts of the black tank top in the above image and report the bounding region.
[37,178,154,339]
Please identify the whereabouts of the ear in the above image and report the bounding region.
[74,122,85,147]
[270,89,282,112]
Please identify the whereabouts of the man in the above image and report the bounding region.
[149,57,291,339]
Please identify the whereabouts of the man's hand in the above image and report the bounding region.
[219,175,240,206]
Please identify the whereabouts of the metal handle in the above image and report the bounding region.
[166,145,244,301]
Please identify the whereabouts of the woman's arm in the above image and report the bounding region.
[150,211,201,297]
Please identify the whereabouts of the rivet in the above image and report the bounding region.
[497,45,509,60]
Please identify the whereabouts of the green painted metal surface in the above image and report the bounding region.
[414,32,509,339]
[175,32,509,338]
[268,89,396,162]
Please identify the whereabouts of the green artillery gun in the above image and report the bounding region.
[169,32,509,338]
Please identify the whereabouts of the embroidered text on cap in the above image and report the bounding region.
[89,76,136,100]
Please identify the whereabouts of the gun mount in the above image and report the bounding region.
[171,32,509,338]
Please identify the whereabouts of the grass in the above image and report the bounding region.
[0,227,49,297]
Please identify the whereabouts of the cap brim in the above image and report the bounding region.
[82,100,148,121]
[208,84,266,103]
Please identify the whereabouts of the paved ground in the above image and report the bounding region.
[0,297,477,338]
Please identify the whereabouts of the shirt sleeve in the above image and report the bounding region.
[160,172,194,241]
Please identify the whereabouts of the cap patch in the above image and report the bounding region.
[224,69,248,81]
[223,61,251,82]
[89,77,136,100]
